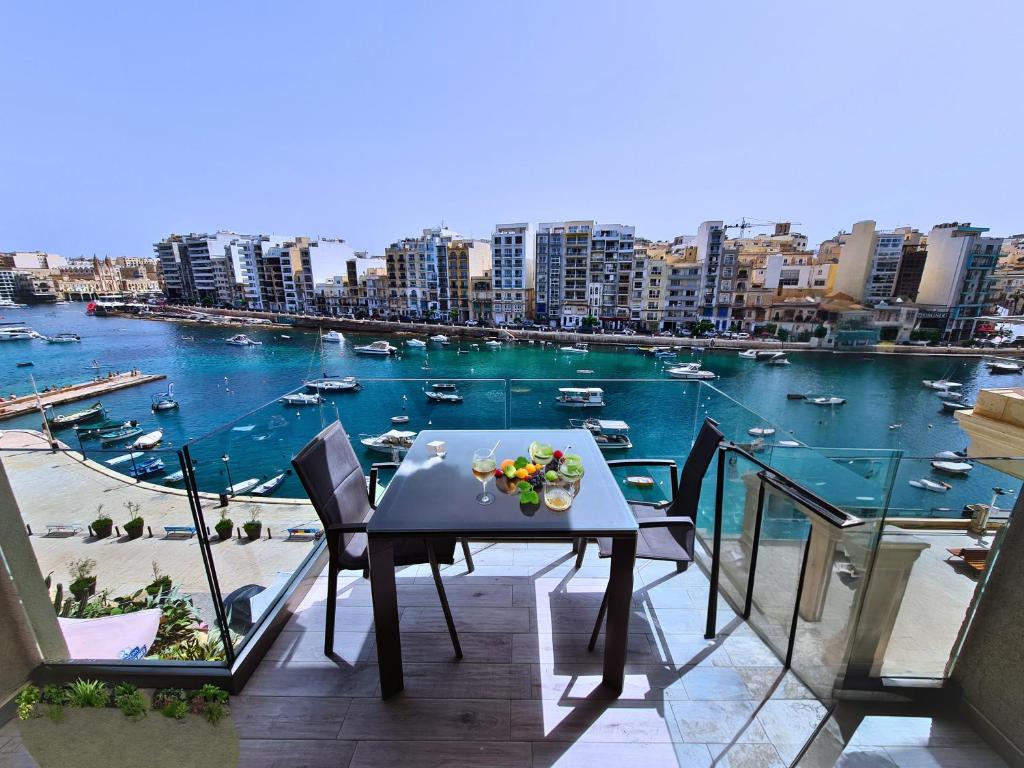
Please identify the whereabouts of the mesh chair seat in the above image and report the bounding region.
[596,503,695,564]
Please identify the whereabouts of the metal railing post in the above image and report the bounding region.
[705,445,726,639]
[743,478,766,620]
[785,525,813,669]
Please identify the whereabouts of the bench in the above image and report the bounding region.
[286,526,323,541]
[45,523,83,537]
[163,525,197,538]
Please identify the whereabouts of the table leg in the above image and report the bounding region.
[368,535,403,698]
[602,534,636,692]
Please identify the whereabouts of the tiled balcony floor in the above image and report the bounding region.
[235,541,827,767]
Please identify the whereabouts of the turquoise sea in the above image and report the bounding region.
[1,304,1019,519]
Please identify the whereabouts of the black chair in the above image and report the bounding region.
[292,420,462,658]
[584,416,724,651]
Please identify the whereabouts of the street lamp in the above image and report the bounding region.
[222,454,235,496]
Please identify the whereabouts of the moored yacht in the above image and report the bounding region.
[571,418,632,450]
[665,362,716,380]
[321,330,344,343]
[560,343,589,354]
[226,334,262,346]
[987,359,1022,374]
[555,387,605,407]
[280,392,324,406]
[361,429,416,455]
[405,338,428,348]
[354,340,397,355]
[429,334,450,344]
[304,376,360,393]
[737,349,759,359]
[922,379,961,390]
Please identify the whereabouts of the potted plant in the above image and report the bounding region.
[68,558,97,601]
[214,509,233,542]
[91,504,113,539]
[145,561,172,596]
[123,500,144,540]
[242,506,262,541]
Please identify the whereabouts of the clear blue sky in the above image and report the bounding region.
[2,1,1020,257]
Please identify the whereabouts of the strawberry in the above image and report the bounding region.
[553,450,564,460]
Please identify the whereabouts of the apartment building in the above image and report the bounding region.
[632,240,670,331]
[822,221,922,304]
[470,270,494,322]
[893,229,928,301]
[384,226,454,318]
[489,224,533,324]
[450,239,492,321]
[662,253,703,330]
[535,220,592,327]
[589,224,635,329]
[154,232,241,305]
[692,221,732,330]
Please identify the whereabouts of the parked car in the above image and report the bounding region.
[658,331,674,337]
[735,332,750,339]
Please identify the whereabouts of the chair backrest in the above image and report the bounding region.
[291,421,371,541]
[673,417,724,519]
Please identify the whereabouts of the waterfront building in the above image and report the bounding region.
[258,236,353,315]
[662,251,702,331]
[470,269,494,322]
[489,223,533,324]
[892,229,928,302]
[694,220,730,330]
[535,220,594,327]
[915,222,1003,342]
[384,226,458,319]
[633,240,670,331]
[590,224,635,329]
[822,221,924,305]
[0,270,17,301]
[451,239,492,322]
[154,231,243,306]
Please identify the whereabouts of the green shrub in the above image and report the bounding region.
[203,700,227,725]
[115,688,147,719]
[41,684,66,705]
[66,679,109,708]
[197,684,229,704]
[161,700,188,720]
[15,685,39,720]
[151,688,187,711]
[45,704,64,723]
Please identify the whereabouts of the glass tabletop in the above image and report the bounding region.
[366,429,639,537]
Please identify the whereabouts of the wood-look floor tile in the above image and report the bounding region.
[339,698,510,742]
[349,740,531,768]
[232,696,351,740]
[401,662,532,699]
[531,740,711,767]
[403,605,531,634]
[399,631,513,663]
[510,699,677,743]
[238,738,356,768]
[244,661,380,698]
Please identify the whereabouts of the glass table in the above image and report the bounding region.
[366,428,639,698]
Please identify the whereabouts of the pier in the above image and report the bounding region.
[0,371,166,422]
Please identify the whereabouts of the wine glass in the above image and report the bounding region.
[471,447,497,505]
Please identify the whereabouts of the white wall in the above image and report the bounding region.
[832,220,876,300]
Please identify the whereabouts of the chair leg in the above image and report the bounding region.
[461,538,475,573]
[324,557,338,656]
[676,561,688,573]
[588,585,610,652]
[427,540,462,659]
[575,538,588,569]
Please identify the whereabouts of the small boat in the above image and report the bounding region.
[987,360,1022,374]
[932,460,973,475]
[406,338,428,348]
[426,391,463,403]
[99,426,144,445]
[279,334,291,339]
[786,393,806,400]
[251,471,289,496]
[936,390,963,401]
[737,349,759,359]
[485,340,502,348]
[180,335,195,341]
[922,379,961,390]
[766,356,790,366]
[555,387,605,407]
[576,369,594,374]
[759,351,788,364]
[692,346,706,353]
[934,450,967,460]
[45,333,81,343]
[105,452,144,466]
[431,382,458,390]
[572,418,633,450]
[777,440,801,447]
[132,430,164,449]
[654,350,677,359]
[806,396,846,406]
[226,477,261,496]
[429,334,450,344]
[226,334,262,346]
[354,340,397,355]
[76,419,135,439]
[0,299,28,308]
[0,329,35,341]
[163,470,185,484]
[942,400,972,412]
[280,392,324,406]
[16,361,33,367]
[909,478,951,492]
[361,429,416,455]
[755,350,781,361]
[322,330,344,343]
[304,377,360,393]
[748,426,776,437]
[626,475,655,488]
[151,383,179,411]
[561,343,589,354]
[390,415,410,424]
[47,402,105,429]
[665,363,716,380]
[127,457,165,478]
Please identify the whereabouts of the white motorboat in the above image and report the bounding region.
[251,471,288,496]
[987,360,1022,374]
[45,333,81,343]
[577,369,594,374]
[390,415,410,424]
[485,340,502,348]
[426,390,463,403]
[361,429,416,455]
[908,478,951,492]
[429,334,450,344]
[0,326,36,341]
[322,330,344,343]
[406,338,428,348]
[755,350,782,360]
[151,382,179,411]
[431,382,458,390]
[922,379,961,390]
[942,400,972,412]
[0,299,28,309]
[571,418,633,450]
[933,450,967,461]
[737,349,759,359]
[226,334,262,346]
[131,430,164,449]
[654,349,677,359]
[279,334,290,339]
[354,340,397,355]
[748,426,776,437]
[931,460,973,475]
[304,377,360,392]
[163,470,185,484]
[106,452,144,466]
[555,387,605,407]
[280,392,324,406]
[777,440,801,447]
[226,477,261,496]
[561,343,589,354]
[806,395,846,406]
[936,390,963,401]
[665,363,716,380]
[759,351,788,364]
[766,356,790,366]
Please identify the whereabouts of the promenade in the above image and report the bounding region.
[0,371,166,422]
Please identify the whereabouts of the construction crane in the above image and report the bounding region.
[723,217,803,237]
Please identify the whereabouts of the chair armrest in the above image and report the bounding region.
[606,458,678,498]
[326,522,368,534]
[368,463,399,509]
[638,516,694,529]
[370,462,401,470]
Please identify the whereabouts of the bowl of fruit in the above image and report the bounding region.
[494,442,582,511]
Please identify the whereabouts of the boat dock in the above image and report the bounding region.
[0,372,165,422]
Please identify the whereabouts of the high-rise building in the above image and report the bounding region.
[535,220,593,327]
[590,224,635,329]
[893,230,928,301]
[488,223,531,324]
[693,221,730,329]
[916,223,1002,341]
[825,221,922,304]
